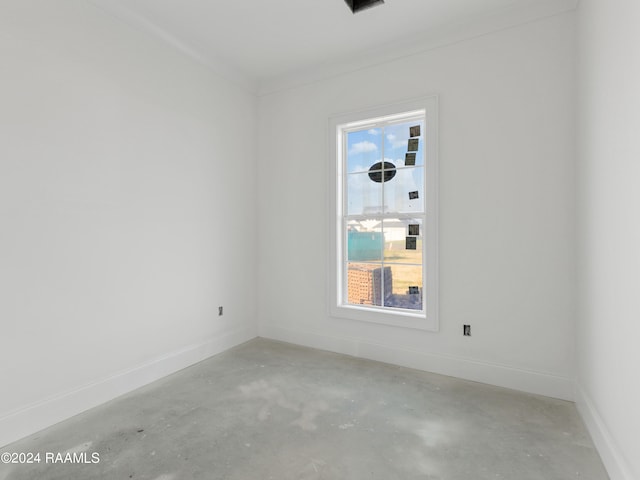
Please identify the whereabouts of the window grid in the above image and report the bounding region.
[341,113,426,313]
[328,96,438,331]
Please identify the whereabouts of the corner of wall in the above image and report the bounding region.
[574,383,636,480]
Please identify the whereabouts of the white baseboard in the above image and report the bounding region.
[260,325,574,401]
[575,385,636,480]
[0,328,256,448]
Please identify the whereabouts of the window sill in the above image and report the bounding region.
[329,303,438,331]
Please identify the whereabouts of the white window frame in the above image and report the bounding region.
[327,97,439,331]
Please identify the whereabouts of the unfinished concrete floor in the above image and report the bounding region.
[1,339,608,480]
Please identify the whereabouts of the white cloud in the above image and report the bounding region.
[368,129,380,135]
[387,133,408,149]
[349,140,378,155]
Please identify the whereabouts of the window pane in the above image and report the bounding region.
[383,167,424,214]
[346,263,390,307]
[383,218,423,264]
[346,128,382,174]
[384,264,423,311]
[347,172,382,215]
[347,220,383,262]
[383,121,425,168]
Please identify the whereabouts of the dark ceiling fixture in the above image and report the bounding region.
[344,0,385,14]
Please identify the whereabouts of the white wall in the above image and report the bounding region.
[0,0,258,447]
[258,13,576,400]
[576,0,640,479]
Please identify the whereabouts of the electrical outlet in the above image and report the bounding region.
[463,325,471,336]
[218,306,223,316]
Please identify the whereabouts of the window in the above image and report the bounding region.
[328,97,439,331]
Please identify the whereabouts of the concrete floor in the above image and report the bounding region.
[1,339,609,480]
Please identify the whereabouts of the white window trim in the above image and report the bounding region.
[327,96,439,332]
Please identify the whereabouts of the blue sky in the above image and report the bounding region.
[346,121,425,215]
[346,120,424,173]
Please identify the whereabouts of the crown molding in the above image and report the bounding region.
[86,0,578,98]
[259,0,579,96]
[88,0,259,94]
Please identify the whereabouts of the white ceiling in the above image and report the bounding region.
[90,0,576,92]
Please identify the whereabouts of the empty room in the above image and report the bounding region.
[1,0,638,479]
